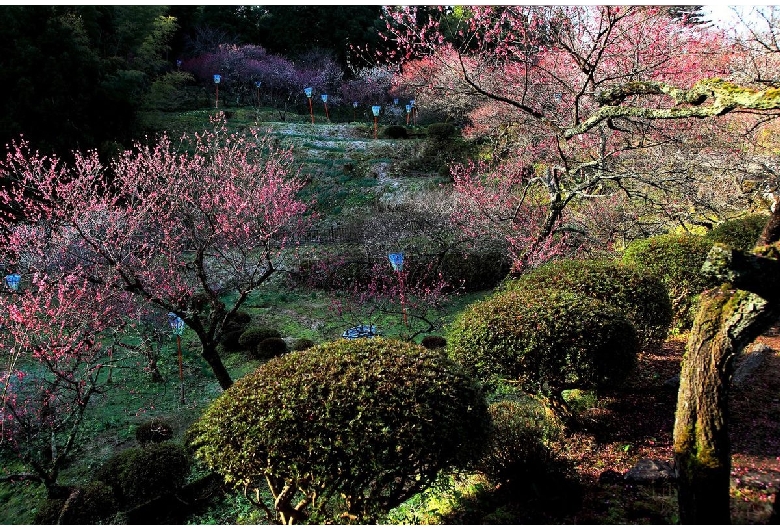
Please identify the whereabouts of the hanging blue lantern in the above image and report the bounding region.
[4,273,21,291]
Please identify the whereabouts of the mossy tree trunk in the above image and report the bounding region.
[673,215,780,524]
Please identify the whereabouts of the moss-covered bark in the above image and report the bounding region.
[673,288,770,523]
[673,208,780,524]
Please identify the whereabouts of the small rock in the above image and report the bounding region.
[663,374,680,390]
[598,469,624,485]
[733,342,772,388]
[624,458,677,484]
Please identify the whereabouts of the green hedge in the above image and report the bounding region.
[447,288,638,406]
[705,213,769,252]
[477,396,563,486]
[188,338,489,524]
[621,232,716,331]
[502,258,672,351]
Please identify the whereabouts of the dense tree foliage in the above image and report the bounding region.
[0,115,310,390]
[0,6,177,155]
[0,5,386,155]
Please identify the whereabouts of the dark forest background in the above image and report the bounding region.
[0,5,386,157]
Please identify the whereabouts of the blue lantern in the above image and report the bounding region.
[4,273,21,291]
[167,312,185,336]
[388,253,404,272]
[321,94,328,103]
[304,87,313,98]
[213,74,221,84]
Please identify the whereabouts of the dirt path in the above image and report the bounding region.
[560,328,780,523]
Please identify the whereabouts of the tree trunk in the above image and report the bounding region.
[201,340,234,390]
[673,234,780,523]
[674,289,770,523]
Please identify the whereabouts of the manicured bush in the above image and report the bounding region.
[135,418,174,447]
[65,481,119,524]
[705,213,769,252]
[421,335,447,350]
[219,330,245,352]
[426,122,457,141]
[477,396,563,486]
[96,442,191,508]
[502,258,672,351]
[34,482,118,524]
[33,498,65,525]
[220,311,254,351]
[256,337,288,358]
[383,125,409,139]
[238,327,282,357]
[621,232,716,331]
[291,338,315,351]
[224,311,252,330]
[188,338,489,524]
[447,288,638,407]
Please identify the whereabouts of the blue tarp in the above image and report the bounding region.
[342,324,380,339]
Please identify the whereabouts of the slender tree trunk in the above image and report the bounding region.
[201,340,234,390]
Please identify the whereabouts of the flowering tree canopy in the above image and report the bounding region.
[0,115,311,390]
[0,273,133,495]
[383,5,780,265]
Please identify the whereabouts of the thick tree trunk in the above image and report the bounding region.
[673,288,770,523]
[673,228,780,523]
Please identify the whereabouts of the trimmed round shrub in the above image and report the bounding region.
[35,482,122,524]
[291,338,315,351]
[477,396,563,486]
[135,418,174,447]
[220,311,253,350]
[238,327,282,357]
[225,311,252,330]
[188,338,489,524]
[502,258,672,351]
[621,232,716,330]
[705,213,769,252]
[34,498,65,525]
[219,329,245,352]
[96,442,191,508]
[420,335,447,350]
[426,122,457,141]
[447,288,638,405]
[256,337,288,358]
[383,125,409,139]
